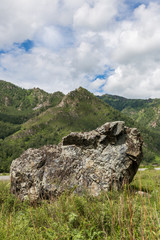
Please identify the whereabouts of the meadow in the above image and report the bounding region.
[0,170,160,240]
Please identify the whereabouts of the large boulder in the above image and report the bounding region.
[10,121,143,201]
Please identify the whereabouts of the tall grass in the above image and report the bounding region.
[0,170,160,240]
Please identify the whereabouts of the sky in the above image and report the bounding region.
[0,0,160,98]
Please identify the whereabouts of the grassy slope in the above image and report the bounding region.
[0,170,160,239]
[0,87,134,172]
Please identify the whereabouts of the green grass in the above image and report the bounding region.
[0,173,9,176]
[155,155,160,163]
[0,170,160,239]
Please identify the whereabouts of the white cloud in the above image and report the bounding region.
[0,0,160,98]
[35,26,65,50]
[90,78,106,90]
[104,64,160,98]
[0,47,89,93]
[73,0,118,31]
[71,41,106,74]
[102,2,160,98]
[112,3,160,64]
[0,0,80,49]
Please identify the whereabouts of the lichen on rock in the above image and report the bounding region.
[10,121,143,201]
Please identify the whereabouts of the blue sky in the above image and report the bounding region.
[0,0,160,98]
[16,40,34,52]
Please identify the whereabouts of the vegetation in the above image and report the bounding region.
[0,80,64,111]
[0,80,64,172]
[99,93,160,133]
[0,81,160,239]
[0,170,160,239]
[0,80,64,127]
[98,94,152,112]
[0,86,134,172]
[0,80,160,171]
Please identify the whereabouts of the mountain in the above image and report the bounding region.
[0,85,134,172]
[99,94,160,163]
[99,94,152,111]
[0,80,64,138]
[0,80,65,119]
[0,81,160,172]
[99,94,160,131]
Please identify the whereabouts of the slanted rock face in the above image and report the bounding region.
[10,121,143,201]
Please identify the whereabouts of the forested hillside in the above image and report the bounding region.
[0,80,64,138]
[99,94,160,164]
[0,86,134,172]
[0,80,160,172]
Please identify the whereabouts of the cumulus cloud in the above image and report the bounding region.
[104,64,160,98]
[102,2,160,98]
[90,78,106,90]
[0,46,91,93]
[0,0,82,49]
[112,3,160,64]
[73,0,118,31]
[0,0,160,98]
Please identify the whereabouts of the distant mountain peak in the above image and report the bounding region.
[58,87,96,108]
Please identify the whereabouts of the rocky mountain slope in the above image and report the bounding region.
[0,80,64,139]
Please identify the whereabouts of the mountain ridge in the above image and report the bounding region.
[99,93,160,131]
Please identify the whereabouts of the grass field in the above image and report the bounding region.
[0,170,160,239]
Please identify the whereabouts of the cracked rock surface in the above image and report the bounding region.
[10,121,143,201]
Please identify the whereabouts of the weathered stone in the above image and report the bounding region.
[10,121,143,201]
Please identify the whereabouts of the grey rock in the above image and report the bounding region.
[10,121,143,201]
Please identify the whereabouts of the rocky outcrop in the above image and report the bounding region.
[10,121,143,201]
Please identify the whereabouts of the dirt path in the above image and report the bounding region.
[138,168,160,171]
[0,175,10,181]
